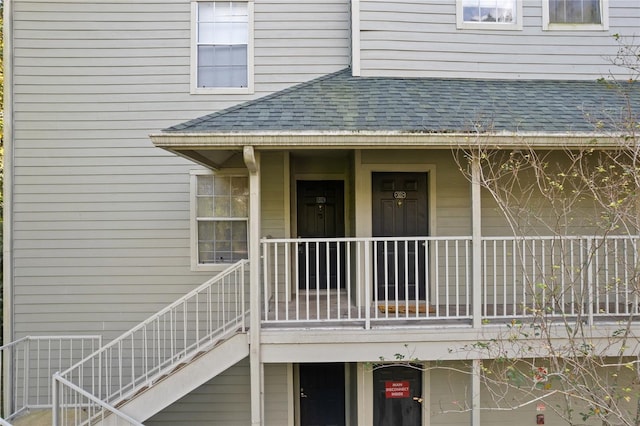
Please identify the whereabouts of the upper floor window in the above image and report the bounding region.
[456,0,523,30]
[191,1,254,94]
[191,171,249,270]
[543,0,608,30]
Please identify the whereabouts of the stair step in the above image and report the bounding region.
[117,332,249,422]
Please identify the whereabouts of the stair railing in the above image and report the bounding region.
[54,259,249,425]
[52,373,143,426]
[0,335,102,423]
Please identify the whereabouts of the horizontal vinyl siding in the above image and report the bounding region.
[145,361,290,426]
[359,0,640,79]
[146,358,251,426]
[264,364,291,426]
[11,0,349,339]
[262,153,288,240]
[430,361,615,425]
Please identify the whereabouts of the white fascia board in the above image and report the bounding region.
[150,131,626,150]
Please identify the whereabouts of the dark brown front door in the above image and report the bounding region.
[297,180,345,290]
[373,365,423,426]
[372,172,428,300]
[300,363,346,426]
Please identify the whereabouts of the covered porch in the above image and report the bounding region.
[150,69,640,426]
[261,235,640,328]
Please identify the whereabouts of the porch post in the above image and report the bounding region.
[471,158,483,425]
[471,359,481,426]
[471,157,482,329]
[245,146,263,426]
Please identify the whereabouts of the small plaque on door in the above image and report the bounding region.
[316,196,326,204]
[385,381,410,399]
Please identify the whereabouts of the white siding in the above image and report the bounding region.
[10,0,350,339]
[359,0,640,79]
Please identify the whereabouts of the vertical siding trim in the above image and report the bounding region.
[284,153,291,239]
[3,0,15,349]
[423,364,431,426]
[351,0,361,75]
[286,364,295,426]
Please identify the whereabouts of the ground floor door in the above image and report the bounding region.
[297,180,345,290]
[373,365,423,426]
[372,172,429,300]
[299,363,346,426]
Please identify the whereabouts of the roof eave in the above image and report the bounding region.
[150,130,627,151]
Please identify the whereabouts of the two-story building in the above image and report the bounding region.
[3,1,640,425]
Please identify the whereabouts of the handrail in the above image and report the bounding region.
[57,259,249,421]
[262,235,473,243]
[53,373,144,426]
[0,335,102,423]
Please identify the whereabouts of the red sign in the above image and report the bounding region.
[385,381,410,399]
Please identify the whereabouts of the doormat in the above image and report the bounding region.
[377,303,436,314]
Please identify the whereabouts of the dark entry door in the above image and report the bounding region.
[297,181,345,290]
[372,172,428,300]
[300,363,346,426]
[373,365,423,426]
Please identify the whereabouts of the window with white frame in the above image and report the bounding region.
[543,0,608,30]
[192,172,248,268]
[193,1,253,91]
[457,0,522,30]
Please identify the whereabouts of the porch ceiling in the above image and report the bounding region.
[150,68,640,168]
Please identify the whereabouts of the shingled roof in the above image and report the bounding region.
[165,68,639,135]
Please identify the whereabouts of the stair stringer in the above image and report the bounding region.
[107,332,249,424]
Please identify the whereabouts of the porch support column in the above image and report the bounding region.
[244,146,263,426]
[471,359,481,426]
[471,157,482,329]
[471,158,483,425]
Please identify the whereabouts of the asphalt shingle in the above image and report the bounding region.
[164,68,640,134]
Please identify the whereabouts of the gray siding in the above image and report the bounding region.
[264,364,292,426]
[145,360,290,426]
[146,358,251,425]
[359,0,640,79]
[10,0,350,339]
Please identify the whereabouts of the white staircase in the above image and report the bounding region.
[114,333,248,423]
[53,260,250,426]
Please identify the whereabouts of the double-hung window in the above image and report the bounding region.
[191,171,249,270]
[457,0,523,30]
[543,0,608,30]
[192,1,254,93]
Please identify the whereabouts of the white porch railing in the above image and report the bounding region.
[261,236,640,327]
[54,260,249,426]
[0,335,102,423]
[483,236,640,321]
[261,237,473,326]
